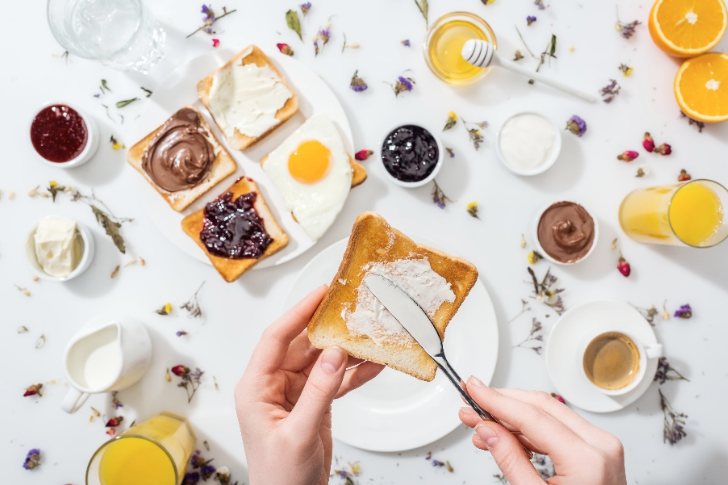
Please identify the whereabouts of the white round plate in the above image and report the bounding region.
[285,237,499,452]
[545,300,660,413]
[134,48,354,269]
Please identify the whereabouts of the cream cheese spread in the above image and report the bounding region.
[34,217,81,277]
[343,258,455,347]
[208,61,293,139]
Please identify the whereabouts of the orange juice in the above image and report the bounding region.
[87,412,196,485]
[619,180,728,247]
[425,12,497,85]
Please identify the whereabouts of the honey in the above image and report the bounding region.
[425,12,497,86]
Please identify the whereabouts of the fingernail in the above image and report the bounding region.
[468,375,485,388]
[321,346,346,374]
[460,406,477,417]
[475,424,499,448]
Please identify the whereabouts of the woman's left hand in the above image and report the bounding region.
[235,285,384,485]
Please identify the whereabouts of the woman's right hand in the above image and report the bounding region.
[459,377,627,485]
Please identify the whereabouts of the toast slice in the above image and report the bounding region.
[307,212,479,381]
[127,106,237,212]
[181,177,289,282]
[261,154,367,188]
[197,45,299,150]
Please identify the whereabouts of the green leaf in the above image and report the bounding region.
[140,86,152,98]
[101,79,111,92]
[286,10,302,41]
[414,0,428,26]
[549,34,557,57]
[91,206,126,254]
[116,98,139,109]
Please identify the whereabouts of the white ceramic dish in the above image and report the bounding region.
[29,102,99,169]
[545,300,660,413]
[379,122,444,188]
[284,236,499,452]
[532,201,599,266]
[496,112,561,176]
[134,48,355,270]
[25,217,95,282]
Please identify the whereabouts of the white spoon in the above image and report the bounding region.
[462,39,597,103]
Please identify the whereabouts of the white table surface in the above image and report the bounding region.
[3,0,728,483]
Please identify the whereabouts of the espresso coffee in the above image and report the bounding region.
[583,332,640,390]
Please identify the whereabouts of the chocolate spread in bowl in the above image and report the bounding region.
[537,201,595,263]
[142,108,214,192]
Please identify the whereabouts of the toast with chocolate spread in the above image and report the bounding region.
[307,212,478,381]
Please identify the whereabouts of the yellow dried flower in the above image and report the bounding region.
[528,251,543,265]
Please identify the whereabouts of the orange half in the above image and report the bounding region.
[649,0,728,57]
[674,52,728,122]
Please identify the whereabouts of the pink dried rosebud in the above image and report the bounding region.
[106,428,116,436]
[171,365,190,376]
[617,257,631,277]
[355,149,373,161]
[276,43,294,56]
[24,383,43,397]
[642,132,655,152]
[617,150,639,162]
[212,38,220,48]
[551,392,566,404]
[655,143,672,155]
[678,169,691,182]
[105,416,124,427]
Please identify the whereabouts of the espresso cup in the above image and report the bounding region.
[579,330,662,396]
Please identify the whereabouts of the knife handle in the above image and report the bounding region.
[435,352,534,459]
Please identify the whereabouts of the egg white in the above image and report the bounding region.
[263,113,352,240]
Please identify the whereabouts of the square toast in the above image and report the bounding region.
[307,212,479,381]
[126,106,237,212]
[181,177,289,282]
[197,45,299,150]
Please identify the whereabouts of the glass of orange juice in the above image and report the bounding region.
[86,412,196,485]
[424,12,498,86]
[619,179,728,247]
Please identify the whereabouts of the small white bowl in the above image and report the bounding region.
[379,122,444,188]
[26,218,95,282]
[532,201,599,266]
[496,112,561,176]
[29,102,99,169]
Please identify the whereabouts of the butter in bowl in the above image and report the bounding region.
[26,217,95,281]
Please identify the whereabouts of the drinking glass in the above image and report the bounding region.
[86,412,196,485]
[619,179,728,248]
[47,0,165,73]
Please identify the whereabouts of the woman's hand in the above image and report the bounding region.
[459,378,627,485]
[235,285,384,485]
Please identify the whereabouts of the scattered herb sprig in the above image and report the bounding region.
[171,365,204,403]
[188,5,237,38]
[654,357,690,384]
[659,389,688,445]
[527,267,565,315]
[432,180,452,209]
[513,317,544,354]
[413,0,429,27]
[181,282,205,319]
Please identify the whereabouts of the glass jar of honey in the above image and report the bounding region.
[424,12,498,86]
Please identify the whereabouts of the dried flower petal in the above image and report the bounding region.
[443,111,457,131]
[15,285,31,297]
[110,135,125,150]
[467,201,480,219]
[276,43,294,56]
[354,149,373,161]
[674,304,692,319]
[527,15,537,25]
[636,166,648,177]
[600,79,621,103]
[157,302,172,315]
[17,325,29,333]
[402,39,411,47]
[23,448,41,470]
[165,368,172,382]
[91,406,101,417]
[617,150,639,162]
[619,64,633,76]
[528,251,543,265]
[105,416,124,427]
[24,384,43,397]
[35,334,46,349]
[655,143,672,155]
[111,265,120,279]
[176,330,188,337]
[350,70,368,92]
[514,50,524,61]
[678,169,691,182]
[565,115,586,137]
[212,38,220,48]
[106,428,116,436]
[300,2,311,15]
[520,234,527,249]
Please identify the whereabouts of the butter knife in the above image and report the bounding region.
[363,274,497,422]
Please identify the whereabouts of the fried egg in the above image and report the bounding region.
[263,113,352,240]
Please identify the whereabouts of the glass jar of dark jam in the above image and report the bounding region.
[31,104,89,163]
[381,125,440,184]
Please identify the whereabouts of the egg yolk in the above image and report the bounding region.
[288,140,331,183]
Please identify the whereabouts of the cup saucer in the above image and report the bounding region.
[545,300,660,413]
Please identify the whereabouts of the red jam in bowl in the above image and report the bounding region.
[30,105,88,163]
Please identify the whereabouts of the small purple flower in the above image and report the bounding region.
[398,76,413,92]
[674,304,692,319]
[402,39,411,47]
[565,115,587,137]
[201,464,217,480]
[176,330,188,337]
[446,147,455,158]
[182,472,200,485]
[527,15,537,25]
[350,70,368,92]
[300,2,312,15]
[432,459,445,467]
[23,449,41,470]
